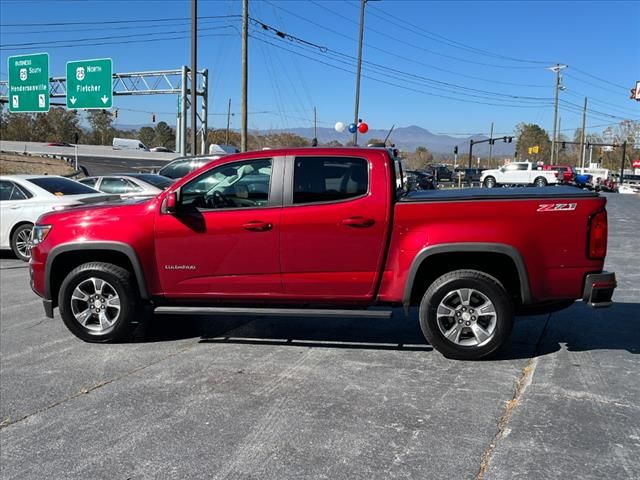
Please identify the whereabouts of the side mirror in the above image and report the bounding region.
[162,191,178,214]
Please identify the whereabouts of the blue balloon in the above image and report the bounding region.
[348,123,357,133]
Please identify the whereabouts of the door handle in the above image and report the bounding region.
[242,221,273,232]
[341,216,375,228]
[10,205,21,210]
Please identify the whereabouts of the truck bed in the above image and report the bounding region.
[401,186,598,202]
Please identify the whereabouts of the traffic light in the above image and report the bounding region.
[453,146,458,155]
[561,142,566,149]
[114,109,118,118]
[489,139,495,145]
[528,147,533,155]
[533,145,539,154]
[152,113,156,123]
[507,136,513,143]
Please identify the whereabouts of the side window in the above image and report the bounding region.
[0,181,31,201]
[517,164,529,171]
[79,178,98,188]
[293,156,368,204]
[100,178,142,194]
[181,159,272,209]
[504,164,518,171]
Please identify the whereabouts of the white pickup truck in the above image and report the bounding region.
[481,162,559,188]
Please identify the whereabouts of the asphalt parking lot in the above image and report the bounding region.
[1,193,638,480]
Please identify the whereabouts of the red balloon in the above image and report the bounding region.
[358,122,369,134]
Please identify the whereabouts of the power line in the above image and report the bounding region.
[0,14,241,27]
[570,67,629,91]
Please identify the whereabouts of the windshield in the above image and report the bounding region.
[27,177,99,196]
[133,174,174,189]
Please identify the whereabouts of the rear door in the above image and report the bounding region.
[279,153,390,299]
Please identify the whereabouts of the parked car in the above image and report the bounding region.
[405,170,436,190]
[47,142,73,147]
[454,168,485,184]
[157,155,225,180]
[426,165,453,182]
[112,138,149,151]
[29,147,615,360]
[149,147,174,153]
[574,173,594,189]
[78,174,174,197]
[0,175,112,261]
[481,162,558,188]
[542,165,576,184]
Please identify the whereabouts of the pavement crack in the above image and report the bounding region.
[475,313,551,480]
[0,342,195,430]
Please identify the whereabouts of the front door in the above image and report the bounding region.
[279,154,390,300]
[154,157,284,299]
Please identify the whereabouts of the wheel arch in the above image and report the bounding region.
[45,242,149,308]
[403,243,532,309]
[9,220,34,242]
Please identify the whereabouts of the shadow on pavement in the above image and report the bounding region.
[132,302,639,357]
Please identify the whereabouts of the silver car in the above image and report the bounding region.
[78,174,174,198]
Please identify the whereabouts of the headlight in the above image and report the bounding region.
[31,225,52,246]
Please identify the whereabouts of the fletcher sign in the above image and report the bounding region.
[66,58,113,109]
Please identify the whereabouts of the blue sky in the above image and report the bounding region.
[1,0,639,137]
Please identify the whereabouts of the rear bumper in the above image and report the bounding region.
[582,272,616,308]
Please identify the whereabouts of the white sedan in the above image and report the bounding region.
[78,173,174,198]
[0,175,112,261]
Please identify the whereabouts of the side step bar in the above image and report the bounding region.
[154,306,392,319]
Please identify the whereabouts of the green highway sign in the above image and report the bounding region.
[66,58,113,109]
[7,53,50,113]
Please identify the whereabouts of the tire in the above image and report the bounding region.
[58,262,140,343]
[483,176,497,188]
[10,223,33,262]
[418,269,513,360]
[534,176,547,187]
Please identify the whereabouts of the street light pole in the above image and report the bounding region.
[191,0,197,154]
[352,0,366,146]
[549,63,567,164]
[241,0,249,152]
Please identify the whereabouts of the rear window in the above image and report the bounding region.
[159,159,206,179]
[27,177,98,196]
[134,174,174,189]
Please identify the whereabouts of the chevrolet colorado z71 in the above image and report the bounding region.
[29,148,616,359]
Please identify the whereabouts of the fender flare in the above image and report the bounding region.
[402,243,532,307]
[44,241,149,301]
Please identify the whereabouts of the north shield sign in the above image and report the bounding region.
[7,53,50,113]
[66,58,113,109]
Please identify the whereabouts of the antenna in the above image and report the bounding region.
[383,124,395,145]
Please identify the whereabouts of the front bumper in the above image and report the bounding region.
[582,272,616,308]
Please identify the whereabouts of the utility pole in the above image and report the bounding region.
[555,116,562,161]
[620,141,627,185]
[225,98,231,145]
[312,106,318,146]
[191,0,197,155]
[549,63,567,164]
[241,0,249,152]
[580,97,588,168]
[488,122,494,168]
[352,0,366,146]
[468,139,474,169]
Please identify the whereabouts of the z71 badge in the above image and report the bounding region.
[537,203,577,212]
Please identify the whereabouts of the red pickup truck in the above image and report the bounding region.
[29,147,616,360]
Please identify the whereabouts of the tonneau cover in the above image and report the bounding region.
[401,186,599,202]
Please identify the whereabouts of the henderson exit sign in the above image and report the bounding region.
[66,58,113,109]
[7,53,50,113]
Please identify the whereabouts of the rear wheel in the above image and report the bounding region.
[483,176,497,188]
[58,262,140,342]
[419,270,513,360]
[534,176,548,187]
[10,223,33,262]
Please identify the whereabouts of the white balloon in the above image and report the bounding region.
[334,121,346,133]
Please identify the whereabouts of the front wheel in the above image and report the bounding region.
[419,270,513,360]
[58,262,140,342]
[483,176,497,188]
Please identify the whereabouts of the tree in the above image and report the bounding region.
[138,126,156,148]
[324,140,343,147]
[153,121,175,149]
[515,123,551,163]
[86,110,114,145]
[366,137,385,146]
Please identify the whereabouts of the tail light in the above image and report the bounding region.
[588,210,608,259]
